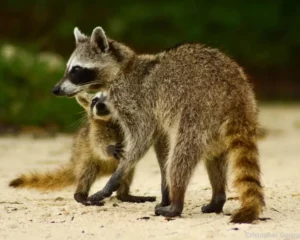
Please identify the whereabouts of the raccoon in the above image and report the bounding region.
[52,27,265,223]
[9,92,156,204]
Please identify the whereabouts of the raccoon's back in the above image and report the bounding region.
[159,43,251,94]
[153,43,256,122]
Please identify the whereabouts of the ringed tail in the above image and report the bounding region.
[225,121,265,223]
[9,163,76,191]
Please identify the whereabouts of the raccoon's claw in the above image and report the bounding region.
[74,192,105,206]
[85,169,121,205]
[74,193,88,203]
[81,200,105,206]
[201,203,224,214]
[107,143,124,160]
[155,205,182,217]
[87,189,113,203]
[201,194,226,214]
[117,195,156,203]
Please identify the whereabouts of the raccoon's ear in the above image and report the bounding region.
[74,27,87,44]
[76,92,90,110]
[91,27,109,52]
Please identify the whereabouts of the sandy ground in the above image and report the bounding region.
[1,105,300,240]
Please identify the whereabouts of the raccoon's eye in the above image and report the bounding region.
[91,98,98,106]
[70,66,82,74]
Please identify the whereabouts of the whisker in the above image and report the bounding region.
[69,112,88,128]
[70,117,86,128]
[75,110,87,115]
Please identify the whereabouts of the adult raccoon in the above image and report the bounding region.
[52,27,264,223]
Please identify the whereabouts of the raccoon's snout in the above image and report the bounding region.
[52,83,80,97]
[91,93,110,119]
[52,85,61,96]
[95,102,110,116]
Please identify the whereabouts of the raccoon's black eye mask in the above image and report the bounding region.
[91,97,99,108]
[70,66,82,74]
[69,66,98,85]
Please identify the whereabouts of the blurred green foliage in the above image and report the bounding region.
[0,0,299,131]
[0,45,82,132]
[2,0,300,67]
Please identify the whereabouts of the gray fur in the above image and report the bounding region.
[53,27,264,223]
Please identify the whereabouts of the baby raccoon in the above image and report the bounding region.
[9,92,156,205]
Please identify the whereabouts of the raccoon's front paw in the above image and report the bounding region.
[74,192,105,206]
[74,192,88,203]
[107,143,124,160]
[201,202,224,214]
[155,205,182,217]
[201,194,226,214]
[86,189,113,203]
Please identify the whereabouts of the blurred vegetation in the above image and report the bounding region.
[0,45,82,132]
[0,0,299,132]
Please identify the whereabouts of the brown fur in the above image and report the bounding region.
[52,27,265,222]
[9,93,156,204]
[224,120,265,222]
[9,163,75,191]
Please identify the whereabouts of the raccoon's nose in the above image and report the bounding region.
[96,103,110,116]
[96,102,107,111]
[52,85,61,95]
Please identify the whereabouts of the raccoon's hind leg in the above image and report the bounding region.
[155,117,202,217]
[202,152,228,214]
[116,168,156,203]
[74,160,102,206]
[154,133,170,208]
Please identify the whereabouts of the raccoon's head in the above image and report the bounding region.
[53,27,134,97]
[76,92,111,121]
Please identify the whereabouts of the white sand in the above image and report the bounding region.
[1,105,300,240]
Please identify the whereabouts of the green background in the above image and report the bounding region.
[1,0,299,132]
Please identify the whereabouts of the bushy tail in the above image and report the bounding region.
[225,122,265,223]
[9,163,76,191]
